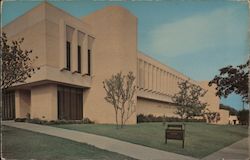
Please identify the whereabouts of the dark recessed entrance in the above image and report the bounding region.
[2,91,15,120]
[57,85,83,120]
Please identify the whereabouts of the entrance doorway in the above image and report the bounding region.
[57,85,83,120]
[2,91,15,120]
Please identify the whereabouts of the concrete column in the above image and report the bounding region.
[174,75,177,94]
[72,29,78,73]
[30,84,57,121]
[59,20,66,70]
[15,90,21,118]
[82,34,88,75]
[165,72,168,94]
[158,68,161,93]
[173,75,176,95]
[166,72,169,95]
[170,73,173,96]
[15,90,31,118]
[88,36,95,75]
[148,64,152,90]
[159,69,161,93]
[161,71,163,94]
[176,76,179,94]
[77,31,85,74]
[163,71,166,94]
[159,69,162,93]
[174,76,178,94]
[137,59,140,88]
[139,59,143,89]
[141,60,144,89]
[156,68,158,92]
[144,62,148,90]
[161,70,164,94]
[176,77,180,93]
[153,66,156,91]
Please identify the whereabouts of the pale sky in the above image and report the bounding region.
[2,0,249,110]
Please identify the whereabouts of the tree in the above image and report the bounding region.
[103,72,136,128]
[208,60,249,103]
[204,109,220,123]
[238,109,249,125]
[0,33,39,90]
[172,80,207,120]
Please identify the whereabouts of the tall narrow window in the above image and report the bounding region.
[87,49,91,75]
[66,41,71,70]
[77,45,81,73]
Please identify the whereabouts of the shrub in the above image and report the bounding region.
[28,118,48,124]
[238,110,249,125]
[83,118,95,124]
[137,114,206,123]
[27,118,95,125]
[15,118,27,122]
[26,113,31,120]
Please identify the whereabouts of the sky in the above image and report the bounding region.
[2,0,249,110]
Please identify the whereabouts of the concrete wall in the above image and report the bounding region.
[198,81,220,112]
[81,6,138,124]
[137,98,177,117]
[198,81,230,124]
[30,84,57,120]
[218,109,229,125]
[137,52,200,103]
[3,2,92,88]
[15,90,31,118]
[3,3,46,73]
[229,115,239,125]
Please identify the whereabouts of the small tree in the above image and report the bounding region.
[103,72,136,128]
[0,33,39,90]
[204,109,220,123]
[172,80,207,120]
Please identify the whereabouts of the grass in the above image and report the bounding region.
[2,126,136,160]
[52,122,249,158]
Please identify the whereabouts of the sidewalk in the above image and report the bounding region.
[3,121,197,160]
[202,136,250,160]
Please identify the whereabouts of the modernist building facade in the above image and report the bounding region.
[3,2,229,124]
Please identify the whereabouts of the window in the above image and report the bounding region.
[66,41,71,70]
[77,45,81,73]
[87,49,91,75]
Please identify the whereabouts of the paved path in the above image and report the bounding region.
[3,121,197,160]
[202,136,250,160]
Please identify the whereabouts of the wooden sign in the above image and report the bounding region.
[165,124,185,148]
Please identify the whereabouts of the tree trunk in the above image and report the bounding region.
[120,103,125,128]
[115,108,118,129]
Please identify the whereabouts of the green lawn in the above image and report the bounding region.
[52,122,248,158]
[2,126,136,160]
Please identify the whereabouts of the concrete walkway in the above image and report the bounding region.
[3,121,197,160]
[202,136,250,160]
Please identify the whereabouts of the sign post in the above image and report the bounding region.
[165,124,185,148]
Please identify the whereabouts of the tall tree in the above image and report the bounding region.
[238,109,249,125]
[172,80,207,119]
[0,33,39,90]
[103,72,136,128]
[208,60,249,103]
